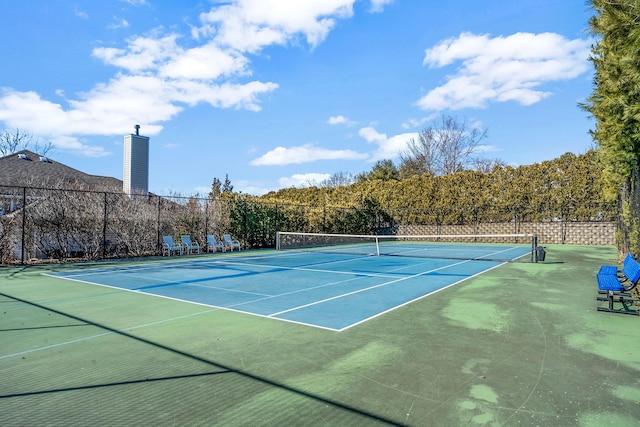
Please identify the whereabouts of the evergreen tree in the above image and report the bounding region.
[222,174,234,193]
[582,0,640,253]
[209,177,222,199]
[358,159,400,182]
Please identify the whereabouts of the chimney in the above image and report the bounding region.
[123,125,150,197]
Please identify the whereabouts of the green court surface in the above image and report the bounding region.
[1,245,639,426]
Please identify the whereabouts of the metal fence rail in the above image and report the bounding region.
[0,185,618,265]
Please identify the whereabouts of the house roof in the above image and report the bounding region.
[0,149,122,191]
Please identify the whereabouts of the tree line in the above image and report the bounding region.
[253,149,614,227]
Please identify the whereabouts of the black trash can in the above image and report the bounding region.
[535,246,546,262]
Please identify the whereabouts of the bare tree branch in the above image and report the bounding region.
[399,115,488,177]
[0,129,53,156]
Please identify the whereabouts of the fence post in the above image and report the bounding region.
[102,192,107,259]
[204,199,209,244]
[243,199,248,245]
[274,203,279,247]
[323,203,326,233]
[156,196,161,254]
[21,186,26,265]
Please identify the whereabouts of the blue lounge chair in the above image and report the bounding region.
[163,236,182,256]
[181,235,200,254]
[224,234,241,252]
[206,235,225,253]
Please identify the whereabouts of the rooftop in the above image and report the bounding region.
[0,149,121,191]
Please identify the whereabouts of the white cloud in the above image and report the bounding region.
[234,179,275,195]
[197,0,356,50]
[195,7,287,52]
[108,17,130,30]
[401,114,438,130]
[49,135,111,158]
[416,32,592,111]
[93,35,181,73]
[94,35,250,80]
[191,80,279,111]
[246,126,414,167]
[0,72,277,155]
[68,75,183,132]
[120,0,148,5]
[369,0,394,13]
[476,144,500,153]
[359,126,417,161]
[0,0,364,157]
[0,35,277,155]
[327,115,355,126]
[74,7,89,20]
[278,173,331,188]
[251,143,367,166]
[0,89,112,155]
[161,44,249,80]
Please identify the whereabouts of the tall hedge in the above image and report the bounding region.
[582,0,640,254]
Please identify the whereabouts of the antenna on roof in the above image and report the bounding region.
[135,124,140,136]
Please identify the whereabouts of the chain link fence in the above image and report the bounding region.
[616,165,640,256]
[0,185,618,265]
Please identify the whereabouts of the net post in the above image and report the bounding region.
[275,231,280,250]
[533,234,538,263]
[375,236,380,256]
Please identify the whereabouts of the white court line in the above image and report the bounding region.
[209,259,404,279]
[42,249,379,280]
[40,252,291,278]
[0,309,219,360]
[477,246,530,260]
[339,261,507,331]
[45,268,274,298]
[39,254,415,324]
[268,258,475,318]
[39,250,515,332]
[47,253,398,296]
[179,257,438,312]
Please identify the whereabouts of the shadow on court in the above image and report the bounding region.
[1,245,639,426]
[0,291,405,426]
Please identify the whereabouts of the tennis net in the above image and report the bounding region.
[275,231,539,262]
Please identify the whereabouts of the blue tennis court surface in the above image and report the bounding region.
[46,246,530,331]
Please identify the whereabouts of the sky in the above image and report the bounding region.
[0,0,597,196]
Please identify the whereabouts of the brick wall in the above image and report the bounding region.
[394,222,616,245]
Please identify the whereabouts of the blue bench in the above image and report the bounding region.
[596,253,640,315]
[598,252,634,278]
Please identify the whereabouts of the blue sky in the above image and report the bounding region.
[0,0,596,196]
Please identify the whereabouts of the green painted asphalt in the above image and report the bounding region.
[1,245,639,426]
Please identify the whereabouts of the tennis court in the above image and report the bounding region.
[46,237,533,331]
[3,244,640,426]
